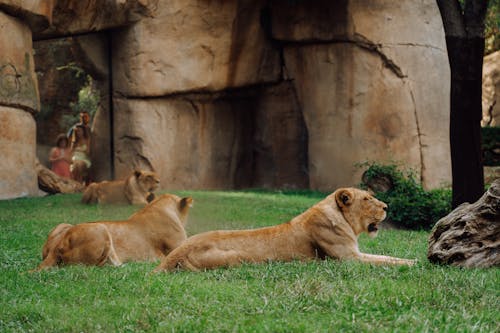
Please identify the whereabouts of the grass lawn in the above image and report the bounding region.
[0,190,498,332]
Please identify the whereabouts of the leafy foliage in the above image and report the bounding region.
[482,126,500,166]
[457,0,499,54]
[359,163,451,230]
[485,0,500,54]
[61,75,100,129]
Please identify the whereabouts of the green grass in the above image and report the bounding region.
[0,191,498,332]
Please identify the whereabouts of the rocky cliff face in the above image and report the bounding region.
[273,0,451,190]
[110,0,451,190]
[0,0,452,197]
[0,9,43,198]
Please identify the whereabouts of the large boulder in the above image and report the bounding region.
[0,0,54,32]
[0,11,39,199]
[113,83,308,189]
[112,0,280,97]
[0,106,38,199]
[273,0,451,190]
[113,95,254,189]
[482,51,500,127]
[0,11,39,112]
[428,179,500,268]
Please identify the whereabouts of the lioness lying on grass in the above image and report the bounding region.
[34,194,193,271]
[154,188,416,272]
[81,170,160,205]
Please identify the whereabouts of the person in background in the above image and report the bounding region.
[70,125,91,184]
[49,134,72,179]
[67,111,91,146]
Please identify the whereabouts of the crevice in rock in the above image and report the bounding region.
[107,31,115,179]
[408,85,425,185]
[0,102,38,115]
[383,42,446,52]
[115,134,155,172]
[351,33,406,79]
[136,153,155,172]
[277,34,408,80]
[114,79,290,101]
[119,134,143,142]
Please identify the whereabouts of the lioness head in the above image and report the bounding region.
[149,194,194,223]
[334,188,387,237]
[134,170,160,192]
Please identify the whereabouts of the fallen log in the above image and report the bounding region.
[36,158,85,194]
[428,178,499,268]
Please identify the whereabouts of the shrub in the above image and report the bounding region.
[359,163,451,230]
[481,126,500,166]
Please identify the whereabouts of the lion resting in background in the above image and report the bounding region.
[81,170,160,205]
[154,188,416,272]
[34,194,193,271]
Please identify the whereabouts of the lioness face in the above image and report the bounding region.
[335,188,387,237]
[135,170,160,192]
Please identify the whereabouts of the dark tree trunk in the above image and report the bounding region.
[448,36,485,207]
[437,0,487,208]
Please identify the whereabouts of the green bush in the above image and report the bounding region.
[359,163,451,230]
[482,126,500,166]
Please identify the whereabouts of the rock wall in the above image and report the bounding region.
[0,10,41,198]
[273,0,451,190]
[113,82,308,189]
[110,0,450,190]
[112,0,280,97]
[0,0,452,198]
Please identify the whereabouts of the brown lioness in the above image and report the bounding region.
[153,188,416,272]
[34,194,193,271]
[81,170,160,205]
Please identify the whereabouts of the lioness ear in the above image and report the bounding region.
[335,189,353,208]
[179,197,194,210]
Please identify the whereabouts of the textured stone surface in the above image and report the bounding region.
[113,83,308,189]
[284,44,421,190]
[112,0,280,97]
[276,0,450,190]
[0,11,39,113]
[0,0,54,32]
[0,0,454,199]
[482,51,500,127]
[253,83,309,189]
[113,95,254,189]
[428,179,500,268]
[0,106,38,199]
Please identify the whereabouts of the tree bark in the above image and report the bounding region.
[437,0,487,208]
[36,159,85,194]
[428,178,500,268]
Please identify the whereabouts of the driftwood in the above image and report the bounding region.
[36,159,85,194]
[428,178,500,268]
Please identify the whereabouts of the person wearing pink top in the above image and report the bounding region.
[49,134,72,179]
